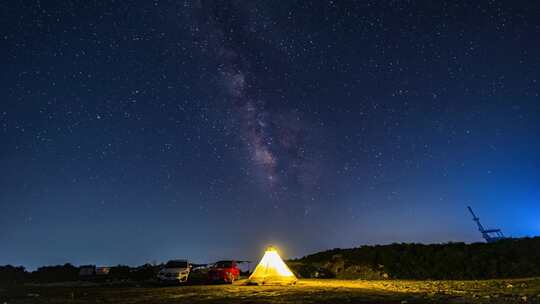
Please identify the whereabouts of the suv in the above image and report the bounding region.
[157,260,191,283]
[207,260,240,283]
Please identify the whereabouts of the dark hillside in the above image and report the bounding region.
[290,237,540,280]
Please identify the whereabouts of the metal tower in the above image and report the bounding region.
[467,206,506,243]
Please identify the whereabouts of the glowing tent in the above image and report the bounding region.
[247,246,297,285]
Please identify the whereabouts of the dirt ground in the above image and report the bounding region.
[2,278,540,303]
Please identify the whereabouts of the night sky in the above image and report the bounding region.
[1,1,539,269]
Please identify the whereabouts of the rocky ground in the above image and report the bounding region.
[2,278,540,303]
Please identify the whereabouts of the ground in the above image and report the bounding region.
[2,278,540,303]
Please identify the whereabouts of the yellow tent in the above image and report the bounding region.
[247,246,297,285]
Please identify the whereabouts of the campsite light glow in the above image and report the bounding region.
[259,248,294,277]
[247,246,297,285]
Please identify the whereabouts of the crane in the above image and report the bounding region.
[467,206,506,243]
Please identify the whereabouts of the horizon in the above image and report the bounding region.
[2,1,539,271]
[7,233,540,272]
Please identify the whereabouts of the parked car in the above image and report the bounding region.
[207,260,240,283]
[157,260,191,283]
[79,265,96,280]
[78,265,110,282]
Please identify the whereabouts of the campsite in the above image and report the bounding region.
[3,241,540,303]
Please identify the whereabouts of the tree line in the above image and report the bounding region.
[3,237,539,284]
[291,237,540,280]
[0,264,160,286]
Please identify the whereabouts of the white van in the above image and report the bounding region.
[157,259,191,283]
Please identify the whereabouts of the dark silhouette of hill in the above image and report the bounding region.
[2,237,540,285]
[290,237,540,280]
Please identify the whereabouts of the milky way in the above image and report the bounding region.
[196,0,319,195]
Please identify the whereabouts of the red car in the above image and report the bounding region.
[207,260,240,283]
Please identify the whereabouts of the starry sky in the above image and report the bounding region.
[1,1,539,269]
